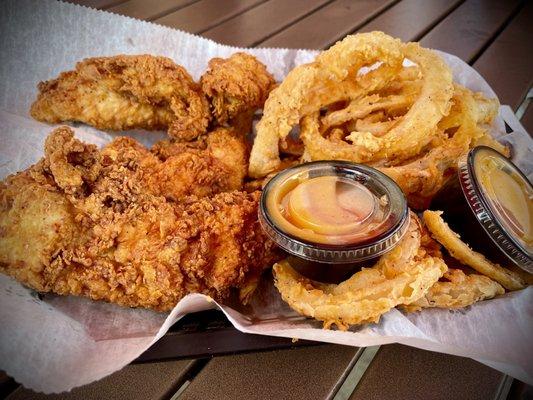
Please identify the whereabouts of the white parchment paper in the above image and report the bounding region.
[0,0,532,393]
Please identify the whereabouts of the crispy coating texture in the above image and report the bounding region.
[201,53,275,126]
[403,269,504,312]
[30,55,210,140]
[0,127,279,311]
[149,127,248,200]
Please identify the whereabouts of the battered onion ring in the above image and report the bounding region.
[297,42,453,167]
[249,32,408,177]
[273,214,447,330]
[300,41,453,163]
[376,85,485,208]
[296,85,482,209]
[423,211,525,291]
[403,269,504,312]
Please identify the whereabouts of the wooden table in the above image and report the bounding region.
[2,0,531,399]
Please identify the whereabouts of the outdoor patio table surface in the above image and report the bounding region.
[2,0,532,399]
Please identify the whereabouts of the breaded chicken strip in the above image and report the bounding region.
[30,55,210,140]
[0,127,279,310]
[200,52,275,127]
[150,127,248,199]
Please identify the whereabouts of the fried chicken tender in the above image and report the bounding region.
[150,127,248,200]
[30,55,210,140]
[200,52,275,126]
[0,127,279,310]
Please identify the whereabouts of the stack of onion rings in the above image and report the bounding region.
[248,32,506,209]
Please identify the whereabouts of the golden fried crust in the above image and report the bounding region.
[150,127,248,199]
[0,175,80,291]
[205,127,248,189]
[200,52,275,126]
[0,127,279,311]
[403,269,504,312]
[30,55,210,140]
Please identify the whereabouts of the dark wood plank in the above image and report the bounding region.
[6,360,198,400]
[356,0,463,42]
[419,0,521,63]
[521,102,533,135]
[508,380,533,399]
[349,344,505,400]
[108,0,198,21]
[258,0,397,50]
[65,0,128,9]
[180,345,361,399]
[202,0,331,47]
[473,1,533,110]
[154,0,265,34]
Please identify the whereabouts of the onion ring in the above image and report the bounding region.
[249,33,454,177]
[300,54,453,167]
[423,210,525,291]
[403,269,504,312]
[375,85,483,208]
[249,32,409,177]
[273,214,447,329]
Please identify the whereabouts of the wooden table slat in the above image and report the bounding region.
[419,0,522,63]
[473,1,533,110]
[179,345,361,400]
[258,0,397,50]
[349,344,506,400]
[356,0,464,42]
[153,0,265,34]
[520,102,533,134]
[202,0,331,48]
[108,0,198,21]
[6,360,199,400]
[65,0,127,9]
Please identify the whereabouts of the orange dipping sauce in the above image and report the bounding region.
[260,161,409,264]
[266,174,392,245]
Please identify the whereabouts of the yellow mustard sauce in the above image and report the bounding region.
[474,151,533,250]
